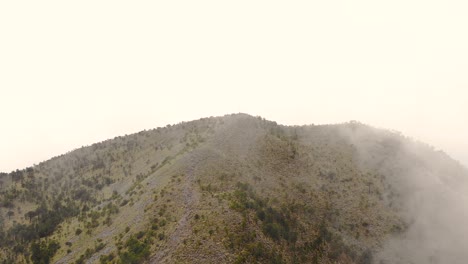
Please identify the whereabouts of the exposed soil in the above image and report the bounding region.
[150,153,200,263]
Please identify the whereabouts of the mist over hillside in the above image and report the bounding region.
[0,114,467,264]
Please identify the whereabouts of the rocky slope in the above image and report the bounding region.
[0,114,467,264]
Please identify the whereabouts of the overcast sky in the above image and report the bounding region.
[1,1,467,172]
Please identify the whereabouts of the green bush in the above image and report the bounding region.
[30,240,60,264]
[118,236,150,264]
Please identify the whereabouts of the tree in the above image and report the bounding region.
[26,167,35,179]
[11,169,24,183]
[30,240,60,264]
[25,211,37,222]
[7,210,14,220]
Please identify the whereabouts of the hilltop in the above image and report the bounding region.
[1,114,467,264]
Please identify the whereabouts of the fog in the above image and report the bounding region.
[0,0,467,172]
[377,145,468,264]
[1,6,468,262]
[339,124,468,263]
[1,1,467,173]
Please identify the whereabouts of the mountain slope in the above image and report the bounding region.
[0,114,467,264]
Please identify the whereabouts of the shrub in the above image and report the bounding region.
[30,240,60,264]
[119,236,150,264]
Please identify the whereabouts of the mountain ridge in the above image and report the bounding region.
[0,113,467,264]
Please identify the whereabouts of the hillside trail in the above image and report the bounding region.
[150,152,200,263]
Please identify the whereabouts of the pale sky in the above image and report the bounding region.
[1,1,467,172]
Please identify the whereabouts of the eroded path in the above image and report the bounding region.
[150,153,200,263]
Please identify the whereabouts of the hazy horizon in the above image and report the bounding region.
[1,1,467,172]
[0,112,467,173]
